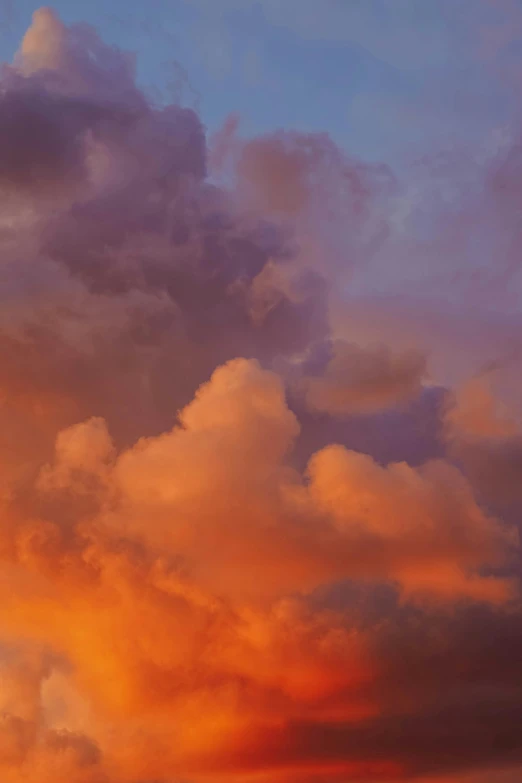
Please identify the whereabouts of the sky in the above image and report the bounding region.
[3,0,522,164]
[1,2,522,783]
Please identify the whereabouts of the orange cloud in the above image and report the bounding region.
[0,357,517,781]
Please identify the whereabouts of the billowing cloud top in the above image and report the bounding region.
[0,7,521,783]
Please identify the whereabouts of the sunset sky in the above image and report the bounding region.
[0,2,522,783]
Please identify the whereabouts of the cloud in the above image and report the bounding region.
[301,339,427,416]
[443,378,522,518]
[16,7,139,101]
[0,7,521,783]
[0,718,106,783]
[0,358,515,782]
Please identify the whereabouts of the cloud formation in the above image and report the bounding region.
[0,7,521,783]
[301,340,427,416]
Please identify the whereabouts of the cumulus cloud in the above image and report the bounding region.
[0,7,520,783]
